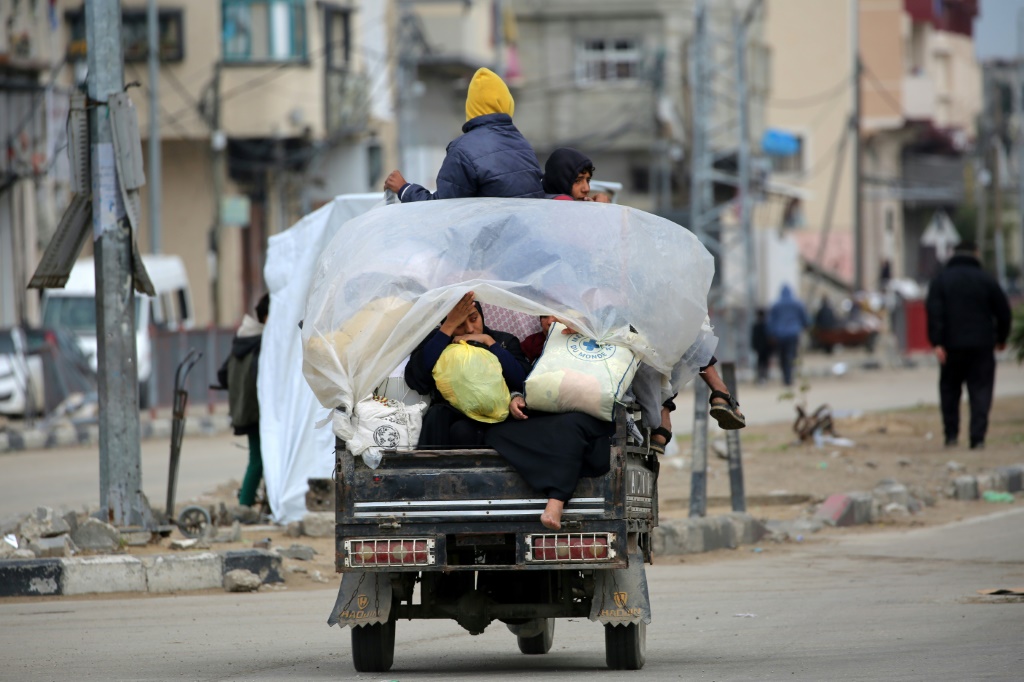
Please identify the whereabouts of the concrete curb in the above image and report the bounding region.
[652,512,767,555]
[0,548,280,598]
[0,415,232,454]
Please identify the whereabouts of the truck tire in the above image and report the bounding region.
[517,618,555,654]
[350,618,396,673]
[604,621,646,670]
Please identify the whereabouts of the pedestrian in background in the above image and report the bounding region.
[750,308,772,384]
[925,241,1011,449]
[217,293,270,510]
[768,285,809,387]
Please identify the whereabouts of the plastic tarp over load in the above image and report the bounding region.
[302,198,717,446]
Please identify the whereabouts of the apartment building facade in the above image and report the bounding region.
[764,0,981,290]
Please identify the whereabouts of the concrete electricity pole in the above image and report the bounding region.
[147,0,162,254]
[86,0,150,527]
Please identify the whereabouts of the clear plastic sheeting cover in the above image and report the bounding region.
[302,198,716,440]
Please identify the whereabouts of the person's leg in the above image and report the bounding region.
[964,349,996,448]
[239,431,263,506]
[630,363,664,432]
[938,352,965,445]
[756,351,769,383]
[449,417,487,446]
[779,337,796,386]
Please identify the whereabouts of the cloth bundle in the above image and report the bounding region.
[525,323,639,421]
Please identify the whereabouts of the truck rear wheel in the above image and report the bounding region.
[350,618,396,673]
[517,618,555,654]
[604,621,646,670]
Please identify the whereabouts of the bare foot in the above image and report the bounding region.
[540,499,564,530]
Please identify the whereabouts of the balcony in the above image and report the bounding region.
[902,72,935,122]
[325,70,370,137]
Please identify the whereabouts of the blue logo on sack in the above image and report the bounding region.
[566,334,617,361]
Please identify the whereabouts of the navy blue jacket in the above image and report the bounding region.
[768,285,809,340]
[398,113,544,201]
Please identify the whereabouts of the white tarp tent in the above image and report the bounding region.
[259,194,382,523]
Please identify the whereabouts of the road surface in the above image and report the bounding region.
[2,507,1022,680]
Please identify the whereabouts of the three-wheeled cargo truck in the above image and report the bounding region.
[327,406,659,672]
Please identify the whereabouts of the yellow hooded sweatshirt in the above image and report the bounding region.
[465,67,515,122]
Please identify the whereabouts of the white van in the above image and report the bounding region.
[41,255,195,404]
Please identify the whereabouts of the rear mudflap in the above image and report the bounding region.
[327,571,393,628]
[588,550,651,625]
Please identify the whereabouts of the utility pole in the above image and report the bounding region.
[147,0,161,253]
[976,69,990,263]
[87,0,149,527]
[1016,10,1024,286]
[493,0,505,79]
[396,0,417,175]
[211,64,225,325]
[852,0,864,292]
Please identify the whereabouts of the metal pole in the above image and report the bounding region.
[721,362,745,512]
[852,0,864,292]
[1016,10,1024,286]
[211,64,224,325]
[146,0,161,254]
[736,8,755,370]
[87,0,148,528]
[689,379,709,518]
[396,0,415,175]
[493,0,505,79]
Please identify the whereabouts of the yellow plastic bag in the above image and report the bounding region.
[432,341,510,423]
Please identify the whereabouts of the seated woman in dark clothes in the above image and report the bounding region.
[487,394,614,530]
[405,291,531,446]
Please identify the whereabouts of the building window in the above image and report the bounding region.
[324,5,350,71]
[66,8,185,63]
[575,38,642,85]
[222,0,307,63]
[762,129,804,175]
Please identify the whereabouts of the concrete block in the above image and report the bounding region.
[872,481,910,507]
[306,478,334,512]
[145,553,223,593]
[71,518,121,551]
[224,569,262,592]
[725,513,767,545]
[995,466,1024,493]
[815,494,855,526]
[222,549,283,584]
[848,492,877,525]
[953,475,979,500]
[29,535,78,558]
[0,559,63,597]
[302,512,334,538]
[700,516,737,551]
[21,430,46,450]
[61,556,146,595]
[276,544,316,561]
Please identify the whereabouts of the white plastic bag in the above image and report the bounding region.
[525,323,640,420]
[345,397,426,468]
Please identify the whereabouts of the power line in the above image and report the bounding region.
[861,63,902,116]
[768,74,850,109]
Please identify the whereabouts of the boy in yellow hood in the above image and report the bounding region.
[384,68,544,201]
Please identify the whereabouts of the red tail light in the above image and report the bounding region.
[526,533,615,563]
[344,538,435,568]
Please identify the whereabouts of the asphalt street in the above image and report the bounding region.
[2,507,1021,681]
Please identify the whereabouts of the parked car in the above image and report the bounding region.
[0,328,45,417]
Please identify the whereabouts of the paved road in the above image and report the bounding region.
[3,508,1021,680]
[0,431,247,519]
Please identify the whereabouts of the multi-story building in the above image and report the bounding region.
[509,0,768,214]
[50,0,389,325]
[764,0,981,290]
[0,1,63,327]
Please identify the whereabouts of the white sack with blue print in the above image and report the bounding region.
[525,323,640,420]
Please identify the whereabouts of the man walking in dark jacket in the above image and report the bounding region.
[925,241,1011,449]
[384,67,544,201]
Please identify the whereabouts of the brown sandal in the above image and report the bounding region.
[709,390,746,430]
[648,426,672,455]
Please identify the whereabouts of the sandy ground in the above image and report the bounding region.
[77,395,1024,595]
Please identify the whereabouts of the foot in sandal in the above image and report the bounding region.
[709,390,746,429]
